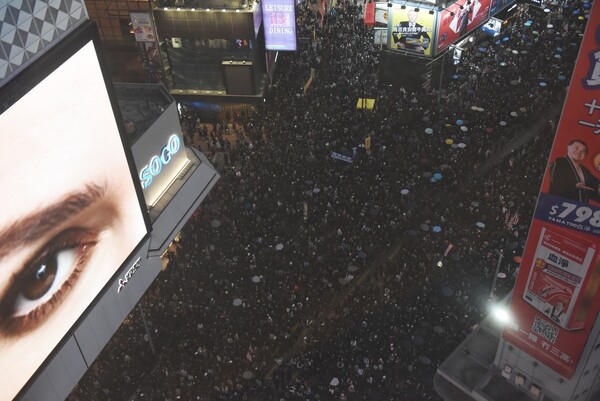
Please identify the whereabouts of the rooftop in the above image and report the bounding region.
[114,83,173,143]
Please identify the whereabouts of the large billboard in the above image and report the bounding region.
[436,0,491,53]
[0,31,149,399]
[503,2,600,379]
[389,5,435,57]
[262,0,297,51]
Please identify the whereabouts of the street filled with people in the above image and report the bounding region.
[69,1,590,400]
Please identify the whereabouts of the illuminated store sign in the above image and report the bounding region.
[262,0,297,51]
[139,134,181,188]
[117,257,142,293]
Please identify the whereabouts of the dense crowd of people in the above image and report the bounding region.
[68,1,590,400]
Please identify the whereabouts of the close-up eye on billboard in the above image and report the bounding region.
[389,5,435,57]
[0,38,148,400]
[262,0,297,51]
[436,0,491,53]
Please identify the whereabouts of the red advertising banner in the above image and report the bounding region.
[503,2,600,379]
[436,0,491,53]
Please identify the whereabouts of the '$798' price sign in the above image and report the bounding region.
[549,201,600,229]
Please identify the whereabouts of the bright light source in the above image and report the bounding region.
[491,305,511,325]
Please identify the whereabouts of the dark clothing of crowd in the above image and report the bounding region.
[68,1,589,400]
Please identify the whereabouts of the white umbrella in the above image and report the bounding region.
[476,222,486,229]
[252,276,261,283]
[275,243,284,251]
[330,378,340,386]
[233,298,242,306]
[401,189,410,195]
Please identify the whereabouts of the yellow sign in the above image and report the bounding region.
[356,98,375,110]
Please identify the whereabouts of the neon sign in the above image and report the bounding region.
[139,134,181,189]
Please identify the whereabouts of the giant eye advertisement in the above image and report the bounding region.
[502,2,600,379]
[389,5,435,57]
[0,40,148,399]
[436,0,491,53]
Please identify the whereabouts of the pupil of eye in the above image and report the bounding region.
[23,255,57,300]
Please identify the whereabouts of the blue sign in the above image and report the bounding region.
[331,151,353,163]
[139,134,181,189]
[535,193,600,236]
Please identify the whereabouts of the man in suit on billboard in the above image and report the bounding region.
[392,9,430,54]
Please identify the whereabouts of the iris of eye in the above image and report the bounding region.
[24,257,57,300]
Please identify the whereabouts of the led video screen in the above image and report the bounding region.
[0,39,148,399]
[436,0,491,53]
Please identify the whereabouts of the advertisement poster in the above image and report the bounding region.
[375,3,390,28]
[389,5,436,56]
[131,12,157,42]
[436,0,491,53]
[503,2,600,379]
[0,40,148,400]
[262,0,297,51]
[131,13,163,83]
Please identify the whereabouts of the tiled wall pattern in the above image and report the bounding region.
[0,0,88,84]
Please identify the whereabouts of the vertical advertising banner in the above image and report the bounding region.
[262,0,297,51]
[503,2,600,379]
[389,5,435,57]
[436,0,491,53]
[130,12,163,83]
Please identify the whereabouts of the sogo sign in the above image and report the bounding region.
[139,134,181,189]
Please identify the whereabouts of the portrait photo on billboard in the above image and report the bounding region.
[0,28,148,400]
[389,5,435,56]
[436,0,491,52]
[544,139,600,205]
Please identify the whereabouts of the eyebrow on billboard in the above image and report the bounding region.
[0,183,106,260]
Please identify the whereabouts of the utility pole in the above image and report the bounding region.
[489,250,504,301]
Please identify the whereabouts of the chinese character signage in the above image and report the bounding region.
[262,0,297,51]
[436,0,491,53]
[389,5,435,57]
[503,2,600,379]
